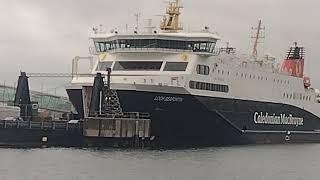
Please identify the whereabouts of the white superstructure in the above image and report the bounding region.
[69,0,320,119]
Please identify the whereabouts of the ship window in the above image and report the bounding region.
[164,62,188,71]
[113,61,162,71]
[196,65,210,75]
[201,83,206,90]
[195,81,200,89]
[189,81,195,88]
[96,61,113,71]
[95,39,216,53]
[189,81,229,93]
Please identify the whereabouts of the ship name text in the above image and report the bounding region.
[154,96,184,102]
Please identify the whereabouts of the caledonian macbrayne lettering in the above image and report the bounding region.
[254,112,304,126]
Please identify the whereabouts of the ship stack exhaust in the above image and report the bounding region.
[281,42,305,78]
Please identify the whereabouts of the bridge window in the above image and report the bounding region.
[113,61,162,71]
[189,81,229,93]
[196,65,210,75]
[94,39,216,53]
[164,62,188,71]
[96,61,113,71]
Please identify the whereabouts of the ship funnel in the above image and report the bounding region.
[281,42,305,78]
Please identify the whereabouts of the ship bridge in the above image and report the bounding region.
[90,32,220,55]
[90,0,219,56]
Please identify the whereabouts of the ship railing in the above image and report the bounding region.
[98,112,150,120]
[0,120,83,131]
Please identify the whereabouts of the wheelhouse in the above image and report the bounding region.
[91,33,219,54]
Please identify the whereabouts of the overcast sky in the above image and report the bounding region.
[0,0,320,94]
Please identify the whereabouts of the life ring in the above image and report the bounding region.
[181,53,189,61]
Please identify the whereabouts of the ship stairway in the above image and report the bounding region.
[85,72,152,148]
[103,89,123,116]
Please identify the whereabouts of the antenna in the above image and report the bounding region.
[134,12,142,32]
[251,20,265,60]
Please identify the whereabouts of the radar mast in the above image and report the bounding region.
[251,20,265,60]
[160,0,183,32]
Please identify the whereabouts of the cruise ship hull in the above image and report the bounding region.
[67,88,320,147]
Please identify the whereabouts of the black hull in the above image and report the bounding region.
[67,88,320,148]
[0,129,83,148]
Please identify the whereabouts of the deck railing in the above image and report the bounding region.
[0,120,83,131]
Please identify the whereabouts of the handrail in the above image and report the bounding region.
[0,120,82,131]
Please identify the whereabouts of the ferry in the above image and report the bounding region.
[66,0,320,147]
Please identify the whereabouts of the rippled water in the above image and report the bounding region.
[0,144,319,180]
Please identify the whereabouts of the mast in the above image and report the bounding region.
[134,12,141,32]
[251,20,265,60]
[160,0,183,32]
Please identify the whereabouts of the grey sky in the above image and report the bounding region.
[0,0,320,93]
